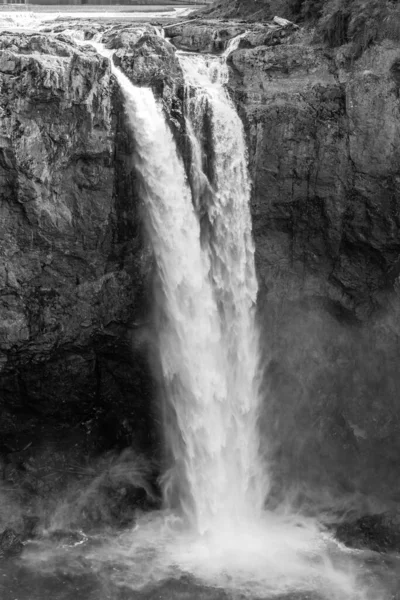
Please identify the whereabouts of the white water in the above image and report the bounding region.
[173,47,269,532]
[97,40,267,534]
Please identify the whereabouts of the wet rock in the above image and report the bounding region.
[102,23,159,50]
[21,516,40,540]
[112,32,183,92]
[0,528,23,559]
[225,37,400,503]
[336,514,400,552]
[165,20,246,53]
[44,448,161,531]
[78,481,158,529]
[164,17,300,53]
[41,20,105,41]
[108,28,186,167]
[0,30,155,455]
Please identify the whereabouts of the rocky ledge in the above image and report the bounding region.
[163,16,299,53]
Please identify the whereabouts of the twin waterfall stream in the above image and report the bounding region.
[102,40,268,535]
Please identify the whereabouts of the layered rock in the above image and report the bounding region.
[105,25,185,135]
[0,32,155,464]
[164,17,298,53]
[165,19,246,53]
[226,37,400,507]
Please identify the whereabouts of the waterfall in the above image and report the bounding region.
[5,36,370,600]
[176,49,269,531]
[82,45,368,600]
[104,45,267,534]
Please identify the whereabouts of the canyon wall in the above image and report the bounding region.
[226,34,400,508]
[1,21,400,514]
[0,32,155,460]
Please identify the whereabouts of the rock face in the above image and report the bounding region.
[165,19,246,53]
[0,32,155,464]
[2,20,400,519]
[106,26,185,137]
[164,18,298,53]
[227,37,400,507]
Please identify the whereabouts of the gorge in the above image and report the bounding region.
[1,8,400,600]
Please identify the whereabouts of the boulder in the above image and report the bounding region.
[0,529,23,559]
[165,20,246,53]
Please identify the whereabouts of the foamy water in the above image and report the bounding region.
[21,508,384,600]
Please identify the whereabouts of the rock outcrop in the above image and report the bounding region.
[105,26,185,136]
[2,19,400,519]
[165,19,246,53]
[226,36,400,507]
[164,17,298,53]
[0,32,155,468]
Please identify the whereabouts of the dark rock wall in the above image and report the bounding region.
[0,33,155,457]
[228,38,400,507]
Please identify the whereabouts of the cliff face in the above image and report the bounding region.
[2,21,400,513]
[161,19,400,506]
[227,37,400,505]
[0,32,155,458]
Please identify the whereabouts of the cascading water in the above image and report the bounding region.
[89,46,368,599]
[177,41,276,530]
[162,51,269,534]
[103,44,267,535]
